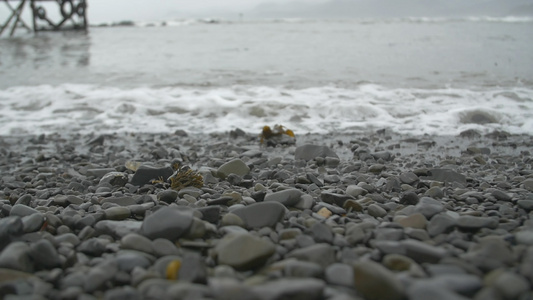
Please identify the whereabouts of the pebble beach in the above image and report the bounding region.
[1,129,532,300]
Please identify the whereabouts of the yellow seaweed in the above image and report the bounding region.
[259,124,295,144]
[169,165,203,191]
[166,260,181,280]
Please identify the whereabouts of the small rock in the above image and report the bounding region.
[352,260,405,300]
[427,213,457,236]
[28,239,61,269]
[367,204,387,218]
[100,172,129,187]
[104,207,131,221]
[215,233,275,270]
[121,233,154,254]
[10,204,40,217]
[264,189,303,207]
[286,244,336,268]
[232,202,286,229]
[414,197,444,218]
[457,215,498,230]
[396,213,427,229]
[462,236,515,272]
[325,263,354,287]
[400,192,420,205]
[0,242,33,272]
[131,165,174,186]
[217,159,250,179]
[140,206,193,240]
[492,189,512,201]
[157,190,179,204]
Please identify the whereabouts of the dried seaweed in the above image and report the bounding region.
[259,124,295,144]
[169,165,203,191]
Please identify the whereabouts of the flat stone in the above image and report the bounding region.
[232,202,286,229]
[295,144,338,161]
[461,236,515,272]
[310,222,334,244]
[116,251,152,272]
[346,185,368,197]
[320,192,354,207]
[152,239,180,257]
[367,204,387,218]
[217,159,250,179]
[286,244,336,268]
[178,254,207,284]
[382,254,415,271]
[86,168,116,178]
[84,261,118,293]
[251,278,325,300]
[215,233,275,270]
[400,192,420,205]
[0,216,24,249]
[343,199,363,212]
[100,196,137,206]
[77,238,106,256]
[400,172,419,185]
[94,220,142,239]
[140,206,193,240]
[0,242,33,272]
[131,165,174,186]
[414,197,444,218]
[487,270,530,300]
[325,263,354,287]
[99,172,129,187]
[396,213,427,229]
[121,233,154,254]
[427,213,457,237]
[402,239,448,264]
[272,259,323,278]
[28,239,61,269]
[517,200,533,211]
[10,204,40,217]
[457,215,498,230]
[515,229,533,245]
[197,206,221,224]
[104,207,131,220]
[491,189,512,201]
[353,260,405,300]
[264,189,303,207]
[21,213,45,233]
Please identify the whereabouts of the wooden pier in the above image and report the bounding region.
[1,0,87,37]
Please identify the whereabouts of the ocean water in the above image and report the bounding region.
[0,17,532,136]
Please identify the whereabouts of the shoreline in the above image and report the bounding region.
[0,130,532,299]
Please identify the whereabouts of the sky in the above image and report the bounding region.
[1,0,532,25]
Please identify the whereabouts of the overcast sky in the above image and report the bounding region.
[88,0,327,23]
[1,0,531,25]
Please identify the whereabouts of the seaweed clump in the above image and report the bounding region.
[169,163,203,191]
[260,124,296,146]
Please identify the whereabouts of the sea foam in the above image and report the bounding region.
[0,84,531,136]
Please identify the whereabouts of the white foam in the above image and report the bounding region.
[0,84,532,136]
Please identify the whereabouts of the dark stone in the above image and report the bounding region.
[131,165,173,186]
[140,206,193,240]
[232,202,286,229]
[197,206,221,224]
[400,192,420,205]
[320,192,354,207]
